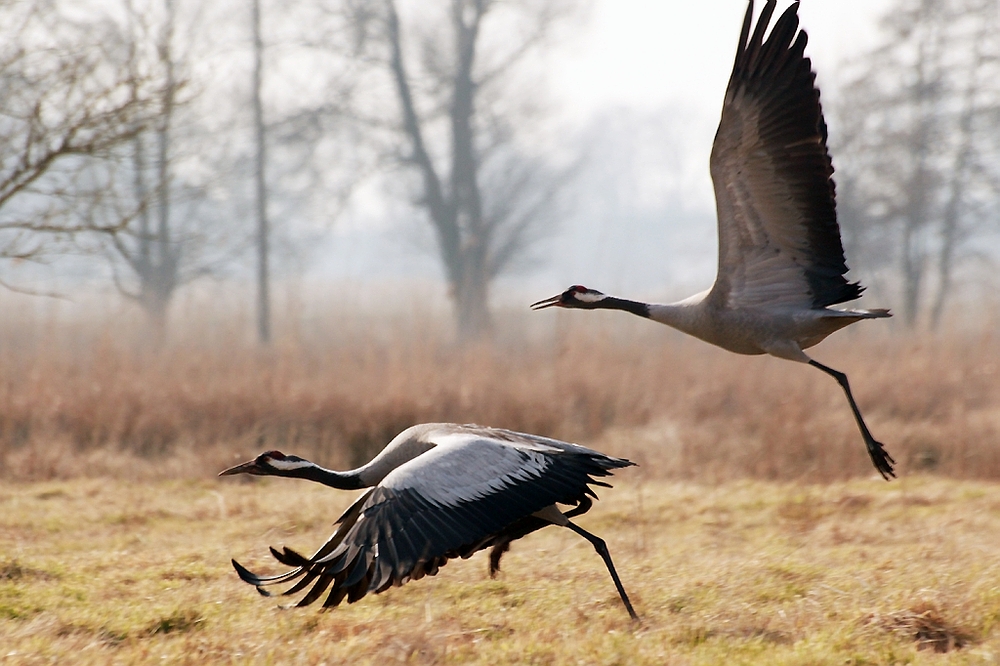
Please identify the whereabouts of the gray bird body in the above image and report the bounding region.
[532,1,895,479]
[220,423,638,618]
[648,297,887,360]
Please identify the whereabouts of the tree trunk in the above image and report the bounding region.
[141,286,171,348]
[899,18,937,328]
[378,0,554,341]
[252,0,271,345]
[900,222,925,327]
[930,141,968,331]
[448,0,489,341]
[385,0,492,342]
[145,0,178,344]
[132,134,151,278]
[931,32,984,331]
[452,244,491,340]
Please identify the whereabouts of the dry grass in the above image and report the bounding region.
[2,295,1000,662]
[2,475,1000,664]
[870,602,975,653]
[0,300,998,482]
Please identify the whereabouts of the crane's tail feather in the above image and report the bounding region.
[824,307,891,319]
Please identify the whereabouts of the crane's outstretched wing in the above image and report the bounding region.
[708,0,862,311]
[234,431,632,608]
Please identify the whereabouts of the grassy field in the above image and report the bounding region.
[2,473,1000,664]
[2,299,999,662]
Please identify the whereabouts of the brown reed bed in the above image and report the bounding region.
[0,295,997,482]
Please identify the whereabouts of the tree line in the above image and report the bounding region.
[1,0,998,342]
[834,0,1000,328]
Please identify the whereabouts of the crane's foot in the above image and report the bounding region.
[866,435,895,481]
[807,360,896,482]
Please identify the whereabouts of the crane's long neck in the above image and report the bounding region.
[593,295,705,338]
[592,297,651,318]
[268,426,438,489]
[278,463,366,490]
[647,301,705,337]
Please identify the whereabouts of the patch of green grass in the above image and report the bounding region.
[0,602,32,620]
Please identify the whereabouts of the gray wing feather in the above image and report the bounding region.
[708,1,862,311]
[380,434,552,506]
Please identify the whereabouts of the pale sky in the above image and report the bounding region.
[549,0,891,125]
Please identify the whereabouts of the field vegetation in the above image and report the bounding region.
[2,476,1000,664]
[1,298,1000,663]
[0,299,998,482]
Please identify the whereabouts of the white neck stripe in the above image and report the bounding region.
[269,459,312,471]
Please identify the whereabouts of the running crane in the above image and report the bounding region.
[532,1,895,479]
[220,423,638,618]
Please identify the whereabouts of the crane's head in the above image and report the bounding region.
[219,450,313,477]
[530,285,608,310]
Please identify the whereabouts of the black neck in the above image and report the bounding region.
[595,297,650,318]
[281,464,365,490]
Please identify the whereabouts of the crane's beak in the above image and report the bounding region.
[530,293,564,310]
[219,459,265,476]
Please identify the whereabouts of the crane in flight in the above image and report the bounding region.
[220,423,638,619]
[531,0,894,479]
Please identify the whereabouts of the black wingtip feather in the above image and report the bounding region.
[267,545,311,567]
[734,0,755,69]
[232,557,309,590]
[282,546,312,567]
[232,559,263,585]
[727,0,864,309]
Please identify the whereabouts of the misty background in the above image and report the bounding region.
[2,0,998,343]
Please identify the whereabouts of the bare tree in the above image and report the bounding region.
[834,0,1000,327]
[102,0,182,336]
[0,1,157,275]
[925,4,1000,328]
[100,0,246,339]
[342,0,578,340]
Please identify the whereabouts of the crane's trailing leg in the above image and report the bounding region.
[808,360,895,480]
[565,521,639,621]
